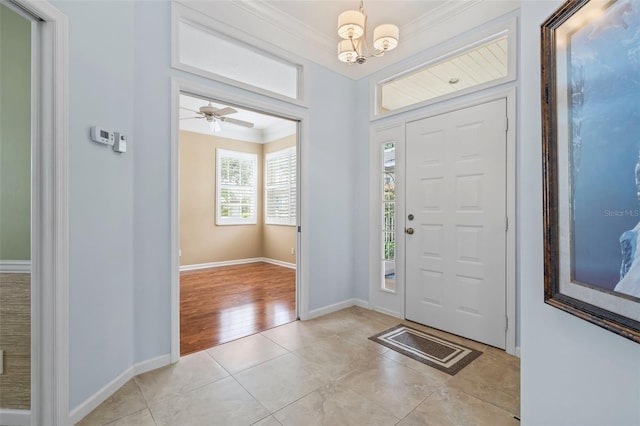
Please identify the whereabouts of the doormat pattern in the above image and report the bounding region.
[369,324,482,375]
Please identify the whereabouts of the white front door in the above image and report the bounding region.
[405,99,507,349]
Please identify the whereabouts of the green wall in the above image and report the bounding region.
[0,4,31,261]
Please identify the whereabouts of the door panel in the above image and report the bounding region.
[405,99,507,349]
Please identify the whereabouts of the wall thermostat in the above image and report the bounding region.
[90,126,115,146]
[113,132,127,153]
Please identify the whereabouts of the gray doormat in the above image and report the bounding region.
[369,324,482,375]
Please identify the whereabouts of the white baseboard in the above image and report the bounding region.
[180,257,296,272]
[372,306,404,319]
[0,260,31,274]
[69,354,171,425]
[0,409,30,426]
[353,298,370,309]
[261,258,296,270]
[69,366,134,424]
[308,299,359,319]
[180,258,263,271]
[134,354,171,376]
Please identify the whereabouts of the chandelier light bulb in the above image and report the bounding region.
[373,24,399,52]
[338,40,358,63]
[337,10,365,40]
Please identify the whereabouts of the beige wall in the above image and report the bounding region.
[180,130,264,266]
[180,130,298,266]
[263,135,297,264]
[0,274,30,409]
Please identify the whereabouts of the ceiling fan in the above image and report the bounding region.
[180,102,254,133]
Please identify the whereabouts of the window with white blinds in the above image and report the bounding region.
[216,149,258,225]
[265,147,296,226]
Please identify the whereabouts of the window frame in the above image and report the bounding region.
[264,146,296,226]
[172,3,308,107]
[216,148,258,226]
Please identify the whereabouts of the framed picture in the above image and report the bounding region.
[542,0,640,344]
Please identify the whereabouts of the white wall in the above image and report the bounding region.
[51,0,136,409]
[519,1,640,425]
[55,0,362,412]
[132,0,173,366]
[305,62,358,311]
[351,77,372,302]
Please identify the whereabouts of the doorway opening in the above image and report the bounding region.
[178,92,299,356]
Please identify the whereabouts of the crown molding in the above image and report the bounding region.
[234,0,336,52]
[401,0,483,41]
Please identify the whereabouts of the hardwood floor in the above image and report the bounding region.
[180,262,296,356]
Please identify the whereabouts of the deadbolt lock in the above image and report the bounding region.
[406,227,414,235]
[408,214,414,221]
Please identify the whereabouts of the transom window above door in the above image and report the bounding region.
[373,20,516,118]
[172,4,306,105]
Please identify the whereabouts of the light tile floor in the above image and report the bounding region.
[76,307,520,426]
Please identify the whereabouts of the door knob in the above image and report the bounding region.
[406,227,414,235]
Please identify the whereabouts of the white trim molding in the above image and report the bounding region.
[0,260,31,273]
[262,258,296,270]
[69,354,170,425]
[0,409,31,426]
[69,368,133,425]
[133,354,171,376]
[69,358,170,424]
[180,258,296,272]
[307,298,373,319]
[7,1,71,425]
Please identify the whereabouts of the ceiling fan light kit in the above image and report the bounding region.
[337,0,399,65]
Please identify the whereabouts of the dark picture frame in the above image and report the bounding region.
[541,0,640,344]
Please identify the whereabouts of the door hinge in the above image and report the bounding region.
[505,315,509,332]
[298,226,301,233]
[505,217,509,232]
[504,116,509,132]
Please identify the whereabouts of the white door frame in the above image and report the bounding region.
[170,78,310,362]
[369,87,517,355]
[2,1,70,425]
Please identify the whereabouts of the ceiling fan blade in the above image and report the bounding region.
[180,106,202,115]
[214,107,238,116]
[180,116,204,120]
[221,116,254,128]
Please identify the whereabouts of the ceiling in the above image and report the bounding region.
[178,0,519,80]
[179,93,296,143]
[264,1,447,41]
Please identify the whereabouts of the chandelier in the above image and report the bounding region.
[337,1,399,65]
